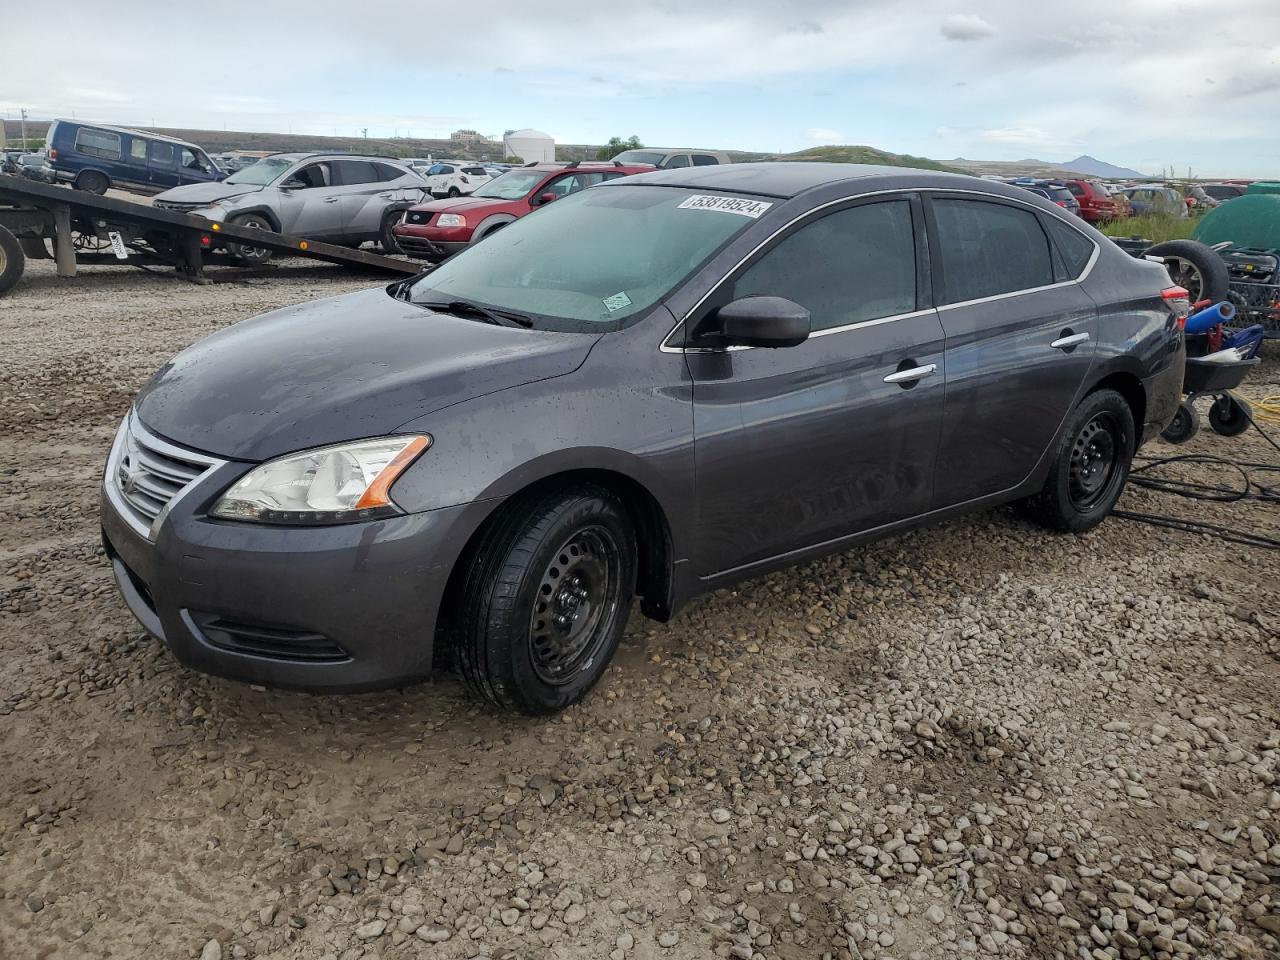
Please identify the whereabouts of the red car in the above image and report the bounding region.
[1064,180,1118,223]
[393,161,654,260]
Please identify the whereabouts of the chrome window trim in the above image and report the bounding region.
[104,410,225,541]
[659,186,1101,354]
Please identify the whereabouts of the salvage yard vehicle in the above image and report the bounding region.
[393,160,654,260]
[1064,179,1118,222]
[102,163,1186,714]
[46,120,223,195]
[17,153,56,183]
[153,152,426,263]
[610,147,731,168]
[423,161,494,198]
[1121,184,1189,218]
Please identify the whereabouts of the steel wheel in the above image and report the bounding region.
[528,525,622,685]
[1069,413,1120,510]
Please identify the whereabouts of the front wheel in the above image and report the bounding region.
[225,213,274,265]
[455,485,636,714]
[1022,389,1135,533]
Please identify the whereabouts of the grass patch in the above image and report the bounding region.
[1099,214,1196,244]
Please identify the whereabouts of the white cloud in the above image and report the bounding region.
[940,13,995,41]
[806,127,847,145]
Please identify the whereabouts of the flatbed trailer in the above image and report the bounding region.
[0,174,420,295]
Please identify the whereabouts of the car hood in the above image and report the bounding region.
[409,195,519,215]
[152,181,265,205]
[134,287,596,461]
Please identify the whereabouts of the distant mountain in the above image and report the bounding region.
[1061,155,1145,178]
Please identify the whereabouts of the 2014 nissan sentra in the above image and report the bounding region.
[101,163,1187,714]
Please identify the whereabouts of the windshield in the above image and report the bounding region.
[612,150,666,166]
[408,185,764,332]
[225,157,293,186]
[472,169,547,200]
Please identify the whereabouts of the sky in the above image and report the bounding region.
[4,0,1280,177]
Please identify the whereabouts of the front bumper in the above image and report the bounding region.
[393,223,470,261]
[100,440,493,692]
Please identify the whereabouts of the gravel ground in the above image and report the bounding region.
[1,258,1278,960]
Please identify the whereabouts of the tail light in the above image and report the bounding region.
[48,148,57,160]
[1162,285,1191,328]
[1056,201,1067,207]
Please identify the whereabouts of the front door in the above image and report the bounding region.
[925,195,1098,507]
[276,162,345,237]
[685,195,946,578]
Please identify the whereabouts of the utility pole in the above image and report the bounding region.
[20,107,28,151]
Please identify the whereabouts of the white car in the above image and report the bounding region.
[423,161,494,198]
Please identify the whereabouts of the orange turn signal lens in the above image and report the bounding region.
[354,436,432,509]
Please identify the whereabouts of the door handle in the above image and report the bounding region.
[1050,331,1090,350]
[323,196,340,203]
[883,363,937,385]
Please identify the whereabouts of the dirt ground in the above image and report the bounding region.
[1,257,1278,960]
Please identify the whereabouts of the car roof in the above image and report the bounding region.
[260,152,408,164]
[603,162,973,199]
[53,119,205,149]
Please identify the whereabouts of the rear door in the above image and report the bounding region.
[331,159,386,238]
[926,194,1098,507]
[686,194,946,576]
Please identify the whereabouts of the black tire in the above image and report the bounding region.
[1208,394,1251,437]
[75,170,110,195]
[1160,401,1199,444]
[471,222,505,246]
[225,213,274,265]
[0,224,25,295]
[447,187,461,198]
[455,484,637,715]
[1023,389,1135,533]
[380,211,403,254]
[1145,239,1229,304]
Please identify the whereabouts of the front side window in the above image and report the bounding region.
[75,128,121,160]
[407,185,759,331]
[663,154,691,168]
[289,163,331,188]
[543,172,605,199]
[731,200,916,332]
[933,198,1054,303]
[180,148,205,170]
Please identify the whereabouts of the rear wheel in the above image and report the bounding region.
[454,485,636,714]
[1023,389,1135,533]
[225,213,274,265]
[447,186,461,198]
[0,224,25,294]
[75,170,109,195]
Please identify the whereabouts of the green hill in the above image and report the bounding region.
[732,145,961,173]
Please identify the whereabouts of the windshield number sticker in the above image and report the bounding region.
[602,291,633,313]
[677,195,773,218]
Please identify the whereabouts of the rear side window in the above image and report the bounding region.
[130,140,147,161]
[1043,217,1096,280]
[334,160,378,185]
[733,200,917,331]
[933,198,1054,302]
[374,162,406,181]
[75,128,121,160]
[692,154,719,166]
[1067,182,1085,197]
[463,166,486,176]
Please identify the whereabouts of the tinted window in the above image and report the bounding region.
[334,160,378,185]
[663,154,691,168]
[1043,217,1095,280]
[1066,182,1085,197]
[130,139,147,161]
[374,162,406,181]
[291,163,331,188]
[463,167,486,176]
[75,128,121,160]
[933,198,1053,302]
[733,200,916,331]
[149,142,174,165]
[692,154,719,166]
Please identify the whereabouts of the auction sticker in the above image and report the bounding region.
[677,195,772,218]
[602,291,633,312]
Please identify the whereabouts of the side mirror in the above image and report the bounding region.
[281,178,306,190]
[711,296,810,348]
[537,192,557,205]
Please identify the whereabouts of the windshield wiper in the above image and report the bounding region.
[423,298,533,328]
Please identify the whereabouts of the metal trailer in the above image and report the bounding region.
[0,173,420,295]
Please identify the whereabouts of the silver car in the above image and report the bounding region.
[152,153,426,263]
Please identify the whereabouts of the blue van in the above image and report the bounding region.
[46,120,223,195]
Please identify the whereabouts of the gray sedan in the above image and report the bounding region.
[103,163,1185,714]
[152,152,426,262]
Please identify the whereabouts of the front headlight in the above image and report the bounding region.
[211,435,430,525]
[436,214,466,228]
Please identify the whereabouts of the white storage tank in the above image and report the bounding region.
[503,129,555,164]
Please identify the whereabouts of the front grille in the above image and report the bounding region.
[190,613,349,663]
[153,200,206,213]
[108,414,224,539]
[402,210,433,226]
